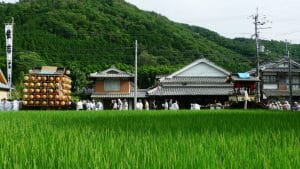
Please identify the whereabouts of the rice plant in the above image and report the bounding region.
[0,110,299,169]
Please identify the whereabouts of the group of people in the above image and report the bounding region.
[76,100,103,111]
[162,99,179,110]
[111,99,129,110]
[0,98,21,111]
[267,101,291,110]
[267,100,300,111]
[190,101,229,110]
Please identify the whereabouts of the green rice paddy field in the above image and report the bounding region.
[0,110,299,169]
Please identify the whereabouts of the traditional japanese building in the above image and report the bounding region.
[90,67,146,109]
[147,58,233,108]
[0,69,9,99]
[249,57,300,101]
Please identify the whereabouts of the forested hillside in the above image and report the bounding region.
[0,0,299,91]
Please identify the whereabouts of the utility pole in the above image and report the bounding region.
[251,8,270,102]
[134,40,138,110]
[5,17,14,98]
[286,40,293,106]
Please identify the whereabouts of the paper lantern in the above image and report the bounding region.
[55,77,61,82]
[30,76,35,81]
[48,83,54,88]
[48,94,54,99]
[42,89,47,93]
[23,95,28,99]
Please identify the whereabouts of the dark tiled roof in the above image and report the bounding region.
[148,86,233,96]
[263,69,300,73]
[161,77,227,84]
[248,57,300,74]
[91,91,146,98]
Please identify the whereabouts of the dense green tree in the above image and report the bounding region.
[0,0,299,93]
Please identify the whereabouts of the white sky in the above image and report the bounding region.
[3,0,300,43]
[125,0,300,44]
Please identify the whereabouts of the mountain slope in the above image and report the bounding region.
[0,0,299,90]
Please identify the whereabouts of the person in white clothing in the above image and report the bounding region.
[117,99,123,110]
[144,100,149,110]
[136,99,143,110]
[96,100,103,110]
[122,99,128,110]
[12,100,19,111]
[76,100,83,111]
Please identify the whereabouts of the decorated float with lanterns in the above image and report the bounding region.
[22,66,72,109]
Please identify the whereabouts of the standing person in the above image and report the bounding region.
[122,99,128,110]
[112,100,118,110]
[96,100,103,110]
[144,100,149,110]
[136,99,143,110]
[151,100,157,110]
[86,101,91,111]
[163,100,168,110]
[117,99,123,110]
[0,99,5,111]
[173,100,179,110]
[91,100,96,110]
[76,100,83,111]
[12,99,19,111]
[4,99,10,111]
[168,99,173,110]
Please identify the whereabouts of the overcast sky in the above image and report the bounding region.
[125,0,300,44]
[3,0,300,44]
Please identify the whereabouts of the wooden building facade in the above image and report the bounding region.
[90,67,146,109]
[250,57,300,101]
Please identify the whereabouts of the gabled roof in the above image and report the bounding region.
[249,57,300,74]
[90,67,134,78]
[165,58,230,79]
